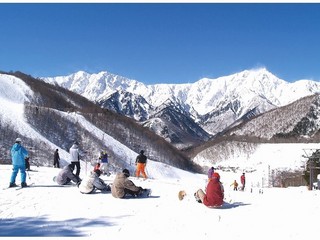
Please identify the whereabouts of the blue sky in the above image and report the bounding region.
[1,3,320,84]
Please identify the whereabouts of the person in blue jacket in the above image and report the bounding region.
[9,138,29,188]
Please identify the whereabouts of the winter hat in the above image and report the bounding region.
[15,138,22,143]
[212,172,220,180]
[122,169,130,177]
[94,169,101,177]
[140,150,144,154]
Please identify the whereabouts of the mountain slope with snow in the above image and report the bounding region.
[0,72,196,173]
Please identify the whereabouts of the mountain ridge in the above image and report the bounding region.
[42,68,320,145]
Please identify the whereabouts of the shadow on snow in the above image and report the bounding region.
[0,215,118,236]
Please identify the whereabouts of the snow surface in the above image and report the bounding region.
[1,163,320,239]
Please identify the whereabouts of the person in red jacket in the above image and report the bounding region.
[240,173,246,191]
[194,172,224,208]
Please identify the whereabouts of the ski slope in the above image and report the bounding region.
[0,164,319,239]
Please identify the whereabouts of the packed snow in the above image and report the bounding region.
[1,160,320,239]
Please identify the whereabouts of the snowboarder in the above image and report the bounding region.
[135,150,147,179]
[53,149,60,168]
[99,151,110,176]
[241,173,246,191]
[55,164,81,185]
[79,169,111,194]
[9,138,29,188]
[194,172,224,208]
[69,141,81,177]
[111,169,149,198]
[230,180,238,191]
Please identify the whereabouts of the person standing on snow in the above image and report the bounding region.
[25,157,31,171]
[69,141,81,177]
[194,172,224,208]
[9,138,29,188]
[230,179,239,191]
[53,149,60,168]
[79,169,111,194]
[99,151,110,176]
[240,173,246,191]
[207,166,215,179]
[135,150,147,179]
[111,169,147,198]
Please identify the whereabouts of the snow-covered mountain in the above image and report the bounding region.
[0,71,196,173]
[43,68,320,140]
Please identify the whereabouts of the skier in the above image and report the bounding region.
[240,173,246,191]
[194,172,224,208]
[99,151,110,176]
[79,169,111,194]
[53,149,60,168]
[55,164,81,185]
[9,138,29,188]
[69,141,81,177]
[135,150,147,179]
[111,169,148,198]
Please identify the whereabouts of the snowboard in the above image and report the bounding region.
[139,188,152,198]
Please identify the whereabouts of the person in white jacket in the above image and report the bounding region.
[69,142,81,177]
[79,169,111,194]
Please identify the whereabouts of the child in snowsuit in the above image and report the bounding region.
[230,180,238,191]
[79,169,111,194]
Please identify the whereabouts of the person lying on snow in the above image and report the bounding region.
[111,169,148,198]
[56,164,81,185]
[79,169,111,194]
[194,172,224,208]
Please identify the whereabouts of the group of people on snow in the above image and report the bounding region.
[8,138,244,206]
[51,140,149,198]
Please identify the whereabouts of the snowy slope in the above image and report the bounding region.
[0,163,319,239]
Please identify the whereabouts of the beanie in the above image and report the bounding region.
[122,169,130,177]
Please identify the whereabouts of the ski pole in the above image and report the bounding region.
[26,169,31,180]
